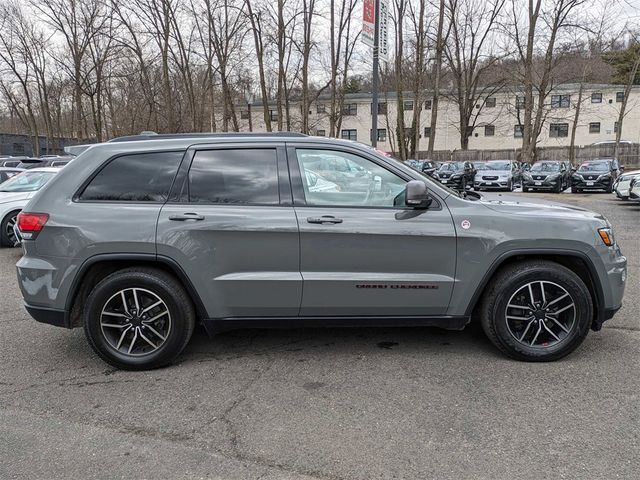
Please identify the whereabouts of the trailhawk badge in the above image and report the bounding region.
[461,219,471,230]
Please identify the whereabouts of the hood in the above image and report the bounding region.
[0,191,31,204]
[479,169,510,177]
[479,194,606,222]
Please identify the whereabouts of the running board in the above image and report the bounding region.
[201,315,470,335]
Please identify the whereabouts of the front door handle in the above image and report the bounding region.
[168,213,205,221]
[307,215,343,224]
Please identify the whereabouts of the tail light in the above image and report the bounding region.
[16,212,49,240]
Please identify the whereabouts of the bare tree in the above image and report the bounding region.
[508,0,586,163]
[427,0,448,155]
[444,0,505,150]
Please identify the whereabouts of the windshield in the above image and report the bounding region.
[0,171,56,192]
[530,162,560,172]
[485,161,511,171]
[577,161,609,173]
[474,162,488,170]
[438,162,462,172]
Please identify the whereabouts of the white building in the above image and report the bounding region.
[238,84,640,153]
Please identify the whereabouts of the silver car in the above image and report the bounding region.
[473,160,519,191]
[15,133,627,369]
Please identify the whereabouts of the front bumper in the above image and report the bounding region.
[523,178,560,190]
[474,179,511,190]
[438,176,465,190]
[572,177,612,191]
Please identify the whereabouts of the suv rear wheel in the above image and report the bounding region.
[83,267,195,370]
[480,260,592,361]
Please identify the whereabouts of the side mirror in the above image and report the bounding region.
[620,166,625,173]
[405,180,431,208]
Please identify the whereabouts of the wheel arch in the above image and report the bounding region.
[466,250,604,329]
[65,254,207,328]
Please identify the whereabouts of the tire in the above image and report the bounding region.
[0,210,20,247]
[554,182,562,193]
[480,260,593,362]
[571,187,578,193]
[522,187,529,193]
[83,267,196,370]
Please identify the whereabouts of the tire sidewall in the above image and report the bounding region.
[84,271,191,369]
[490,266,592,360]
[0,210,19,247]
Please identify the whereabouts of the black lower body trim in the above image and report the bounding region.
[202,315,470,335]
[25,304,70,328]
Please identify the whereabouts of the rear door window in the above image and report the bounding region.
[79,151,183,202]
[188,149,279,204]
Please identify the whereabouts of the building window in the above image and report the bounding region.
[342,103,357,116]
[371,102,387,115]
[423,127,431,138]
[485,97,496,108]
[588,122,600,134]
[591,92,602,103]
[316,129,326,136]
[549,123,569,138]
[370,128,386,142]
[514,125,524,138]
[316,104,326,114]
[341,129,357,141]
[269,110,278,122]
[614,121,620,133]
[424,99,432,110]
[515,96,526,109]
[551,94,570,108]
[484,125,495,136]
[403,100,414,111]
[12,142,25,155]
[240,110,249,120]
[616,92,624,103]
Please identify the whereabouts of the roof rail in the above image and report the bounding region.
[107,132,308,143]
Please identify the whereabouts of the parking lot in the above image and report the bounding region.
[0,191,638,480]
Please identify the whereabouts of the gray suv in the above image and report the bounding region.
[16,133,627,370]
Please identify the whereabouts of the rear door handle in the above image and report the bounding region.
[307,215,343,224]
[168,213,205,221]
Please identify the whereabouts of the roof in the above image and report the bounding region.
[108,132,308,143]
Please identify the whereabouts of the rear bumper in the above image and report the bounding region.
[24,304,70,328]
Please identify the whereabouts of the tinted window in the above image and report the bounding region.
[80,151,183,202]
[189,149,279,204]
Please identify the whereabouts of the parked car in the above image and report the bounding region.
[571,158,621,193]
[613,169,640,200]
[522,160,570,193]
[629,177,640,202]
[0,167,25,183]
[436,161,475,191]
[404,159,438,177]
[0,157,27,167]
[15,133,627,370]
[18,156,74,169]
[473,160,520,191]
[591,140,634,147]
[0,167,60,247]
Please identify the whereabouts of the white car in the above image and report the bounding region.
[630,177,640,203]
[613,169,640,200]
[0,167,60,247]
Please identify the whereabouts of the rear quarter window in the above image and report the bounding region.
[79,151,184,202]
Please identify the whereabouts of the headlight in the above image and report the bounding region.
[598,227,615,246]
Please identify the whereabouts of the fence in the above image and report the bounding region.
[418,144,640,168]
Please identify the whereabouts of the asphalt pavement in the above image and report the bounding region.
[0,191,638,480]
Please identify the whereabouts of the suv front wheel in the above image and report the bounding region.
[480,260,593,361]
[84,267,195,370]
